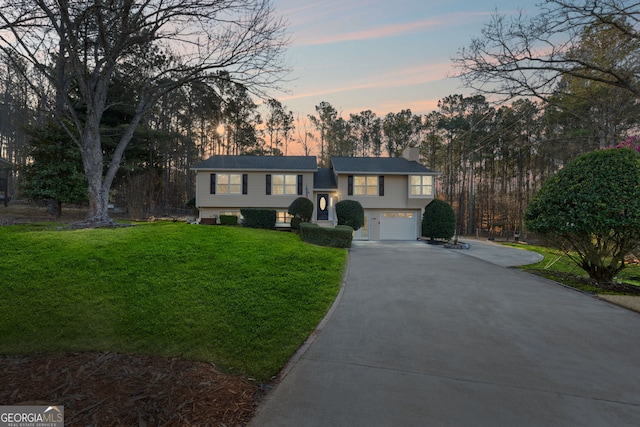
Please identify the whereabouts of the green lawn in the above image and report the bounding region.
[0,222,347,381]
[505,243,640,294]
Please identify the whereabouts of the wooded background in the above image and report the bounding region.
[1,0,638,235]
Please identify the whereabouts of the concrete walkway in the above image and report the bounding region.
[250,241,640,426]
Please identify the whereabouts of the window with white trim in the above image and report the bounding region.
[217,174,243,194]
[272,174,298,195]
[354,176,378,196]
[276,210,293,224]
[410,175,433,197]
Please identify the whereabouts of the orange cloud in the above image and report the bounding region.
[376,99,441,116]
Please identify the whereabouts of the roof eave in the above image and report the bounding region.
[192,167,318,172]
[332,170,440,175]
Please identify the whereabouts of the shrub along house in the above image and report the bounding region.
[192,147,440,240]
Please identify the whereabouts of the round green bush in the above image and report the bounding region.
[525,148,640,283]
[422,199,455,240]
[335,200,364,231]
[288,197,314,230]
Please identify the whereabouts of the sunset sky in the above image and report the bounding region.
[268,0,536,119]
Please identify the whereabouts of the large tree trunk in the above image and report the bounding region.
[86,175,112,224]
[80,115,114,226]
[79,107,146,227]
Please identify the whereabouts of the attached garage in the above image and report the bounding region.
[379,211,419,240]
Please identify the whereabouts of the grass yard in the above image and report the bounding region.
[0,222,348,382]
[505,243,640,294]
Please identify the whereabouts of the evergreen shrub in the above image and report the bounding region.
[288,197,314,231]
[335,200,364,230]
[219,215,238,226]
[422,199,456,241]
[240,208,276,229]
[300,223,353,248]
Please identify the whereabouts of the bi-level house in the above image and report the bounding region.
[192,147,440,241]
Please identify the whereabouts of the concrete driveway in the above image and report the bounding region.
[250,241,640,426]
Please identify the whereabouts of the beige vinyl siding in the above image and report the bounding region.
[196,170,314,212]
[338,174,431,210]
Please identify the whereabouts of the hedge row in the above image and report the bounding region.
[240,208,276,229]
[219,215,238,226]
[299,223,353,248]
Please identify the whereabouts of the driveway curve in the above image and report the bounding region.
[250,241,640,426]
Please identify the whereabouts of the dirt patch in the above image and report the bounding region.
[0,352,264,426]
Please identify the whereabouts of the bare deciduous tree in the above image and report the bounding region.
[453,0,640,102]
[0,0,288,225]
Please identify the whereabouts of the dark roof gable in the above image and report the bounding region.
[192,155,317,171]
[314,168,338,189]
[331,157,438,174]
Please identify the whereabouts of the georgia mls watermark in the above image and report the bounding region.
[0,406,63,427]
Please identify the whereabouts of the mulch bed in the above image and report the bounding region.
[531,270,640,295]
[0,352,264,426]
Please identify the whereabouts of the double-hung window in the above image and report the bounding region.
[347,175,384,196]
[354,176,378,196]
[276,211,294,224]
[270,174,298,195]
[210,173,247,194]
[217,173,243,194]
[410,175,433,197]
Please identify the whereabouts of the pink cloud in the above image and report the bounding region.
[277,0,365,31]
[301,19,442,46]
[295,11,492,46]
[280,62,452,102]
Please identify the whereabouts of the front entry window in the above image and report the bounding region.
[317,194,329,220]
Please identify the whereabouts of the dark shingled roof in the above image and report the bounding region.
[331,157,438,174]
[0,158,12,169]
[314,168,338,189]
[192,155,317,171]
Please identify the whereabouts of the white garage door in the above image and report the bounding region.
[380,211,417,240]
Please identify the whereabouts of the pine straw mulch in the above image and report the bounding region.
[0,352,265,426]
[528,270,640,295]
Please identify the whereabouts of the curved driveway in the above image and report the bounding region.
[250,241,640,426]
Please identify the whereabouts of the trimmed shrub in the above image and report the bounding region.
[240,208,276,229]
[219,215,238,226]
[525,147,640,284]
[290,217,302,231]
[422,199,455,241]
[288,197,314,220]
[300,223,353,248]
[288,197,314,231]
[335,200,364,231]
